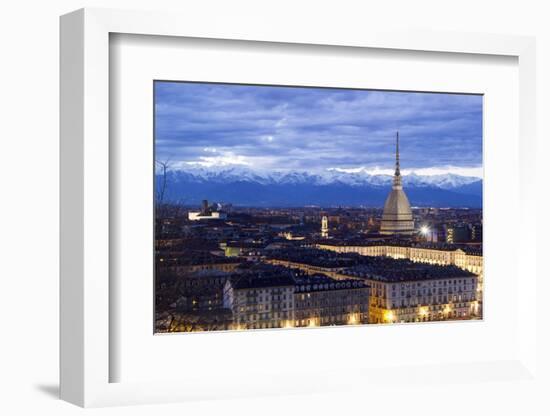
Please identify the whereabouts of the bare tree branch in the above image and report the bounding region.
[155,159,170,205]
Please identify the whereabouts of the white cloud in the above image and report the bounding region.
[183,152,252,168]
[275,117,287,128]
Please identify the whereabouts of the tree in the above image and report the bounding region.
[155,158,187,219]
[155,159,170,205]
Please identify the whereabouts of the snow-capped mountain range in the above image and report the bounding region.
[159,166,482,207]
[166,166,480,188]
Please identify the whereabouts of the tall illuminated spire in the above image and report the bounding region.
[393,132,402,189]
[395,131,400,176]
[380,131,415,235]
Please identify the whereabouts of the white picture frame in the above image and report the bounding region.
[60,7,539,408]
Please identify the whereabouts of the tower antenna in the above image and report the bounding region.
[395,131,400,176]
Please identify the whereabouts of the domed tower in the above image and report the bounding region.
[380,132,415,235]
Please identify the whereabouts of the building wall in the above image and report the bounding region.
[316,243,483,320]
[294,286,369,327]
[223,280,369,329]
[368,276,479,324]
[171,274,229,309]
[224,284,295,330]
[188,211,228,221]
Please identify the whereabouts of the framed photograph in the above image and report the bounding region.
[60,8,539,408]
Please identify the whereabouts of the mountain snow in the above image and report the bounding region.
[165,166,481,190]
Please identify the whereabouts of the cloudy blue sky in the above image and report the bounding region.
[155,81,483,177]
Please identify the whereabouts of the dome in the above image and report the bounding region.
[380,188,415,235]
[379,132,415,235]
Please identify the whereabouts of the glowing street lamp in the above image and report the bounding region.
[384,310,395,323]
[420,225,430,236]
[308,318,318,328]
[348,313,359,325]
[283,320,294,329]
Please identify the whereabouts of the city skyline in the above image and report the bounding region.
[155,81,483,178]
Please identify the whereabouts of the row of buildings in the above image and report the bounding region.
[223,270,370,330]
[264,248,479,325]
[156,262,370,332]
[157,248,480,331]
[315,240,483,301]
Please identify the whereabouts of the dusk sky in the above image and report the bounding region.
[155,81,483,178]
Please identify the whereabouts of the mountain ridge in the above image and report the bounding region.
[158,167,483,208]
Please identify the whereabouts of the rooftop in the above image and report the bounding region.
[343,257,476,282]
[157,251,242,266]
[267,248,371,268]
[294,275,368,293]
[268,248,476,282]
[230,274,296,290]
[227,263,369,291]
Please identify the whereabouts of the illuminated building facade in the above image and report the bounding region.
[380,132,415,235]
[367,273,479,323]
[188,199,228,221]
[316,241,483,301]
[293,276,369,327]
[337,255,479,323]
[321,216,329,238]
[223,275,295,330]
[222,264,370,329]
